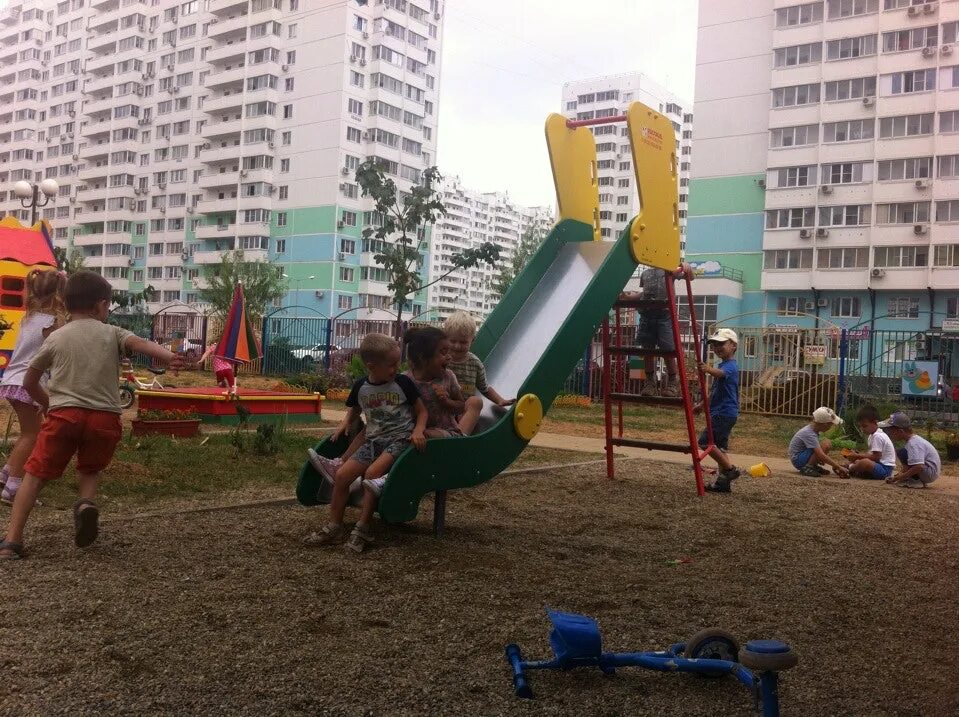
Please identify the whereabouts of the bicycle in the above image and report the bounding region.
[119,361,168,410]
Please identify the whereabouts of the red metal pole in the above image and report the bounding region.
[602,317,614,479]
[684,269,715,466]
[615,306,624,438]
[566,115,628,128]
[669,271,705,497]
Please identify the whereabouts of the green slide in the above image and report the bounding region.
[296,217,639,523]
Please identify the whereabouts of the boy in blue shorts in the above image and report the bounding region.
[787,406,850,478]
[878,411,941,488]
[845,405,895,480]
[695,328,741,493]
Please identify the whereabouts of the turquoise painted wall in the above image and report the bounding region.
[688,174,766,217]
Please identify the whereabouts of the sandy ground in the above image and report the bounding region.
[2,459,957,716]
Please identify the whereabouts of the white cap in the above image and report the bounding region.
[812,406,843,425]
[707,328,738,344]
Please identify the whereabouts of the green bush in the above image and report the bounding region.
[287,371,330,394]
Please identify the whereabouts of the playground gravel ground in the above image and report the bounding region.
[2,459,957,716]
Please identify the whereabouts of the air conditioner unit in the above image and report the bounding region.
[915,178,930,188]
[202,142,211,149]
[923,2,937,13]
[158,182,166,189]
[168,88,175,94]
[349,55,357,64]
[336,220,344,228]
[69,196,76,203]
[804,301,816,312]
[282,64,289,72]
[167,65,175,73]
[820,184,833,194]
[128,258,134,266]
[267,142,275,149]
[160,207,166,213]
[337,252,345,261]
[315,291,325,299]
[359,58,366,67]
[816,228,829,238]
[69,110,76,117]
[799,228,812,239]
[862,96,875,106]
[172,87,180,94]
[338,182,346,191]
[922,46,936,57]
[817,298,829,308]
[434,11,441,19]
[871,268,886,278]
[914,223,928,235]
[138,118,150,125]
[239,170,248,177]
[340,167,350,176]
[209,18,218,24]
[135,87,143,96]
[72,153,79,160]
[757,178,766,189]
[908,5,920,15]
[362,130,371,140]
[362,31,369,39]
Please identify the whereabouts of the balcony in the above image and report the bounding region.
[205,41,247,65]
[202,143,243,164]
[87,32,119,54]
[202,116,244,138]
[205,65,247,90]
[210,0,250,16]
[82,95,117,117]
[80,120,112,140]
[194,223,237,240]
[208,14,249,40]
[237,222,270,238]
[198,169,241,189]
[73,232,106,247]
[101,253,134,268]
[84,73,118,96]
[76,163,110,182]
[203,91,245,115]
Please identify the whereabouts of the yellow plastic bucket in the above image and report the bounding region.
[748,462,771,478]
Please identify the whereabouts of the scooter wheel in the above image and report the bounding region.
[119,386,135,410]
[685,628,739,677]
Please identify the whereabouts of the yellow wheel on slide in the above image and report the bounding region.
[513,394,543,441]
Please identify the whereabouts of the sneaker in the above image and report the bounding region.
[1,478,20,505]
[302,523,348,547]
[362,476,387,497]
[661,379,680,398]
[705,480,731,493]
[799,465,821,478]
[815,466,830,476]
[640,381,659,397]
[307,449,342,483]
[345,524,373,553]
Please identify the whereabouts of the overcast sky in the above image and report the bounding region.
[436,0,699,207]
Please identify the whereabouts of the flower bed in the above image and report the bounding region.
[132,409,201,438]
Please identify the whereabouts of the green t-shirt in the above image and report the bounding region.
[448,352,488,397]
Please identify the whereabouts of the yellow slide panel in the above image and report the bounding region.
[544,113,600,241]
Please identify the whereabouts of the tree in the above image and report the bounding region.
[199,249,286,326]
[355,160,501,333]
[110,285,156,338]
[52,246,87,275]
[492,217,551,299]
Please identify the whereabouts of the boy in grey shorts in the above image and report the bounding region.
[304,333,427,552]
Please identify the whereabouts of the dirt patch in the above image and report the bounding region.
[2,461,957,716]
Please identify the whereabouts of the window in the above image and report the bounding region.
[347,126,362,143]
[350,70,364,88]
[340,238,356,254]
[940,110,959,134]
[826,34,877,60]
[882,25,937,53]
[944,21,959,45]
[879,113,933,138]
[0,276,25,309]
[826,0,878,18]
[950,298,959,319]
[885,68,936,95]
[942,65,959,91]
[770,124,818,148]
[875,202,931,224]
[276,212,287,227]
[818,205,871,226]
[821,162,871,184]
[764,249,813,269]
[936,200,959,222]
[824,76,876,101]
[938,154,959,179]
[275,239,286,254]
[279,186,289,200]
[883,339,917,364]
[934,244,959,267]
[774,42,822,68]
[873,245,928,267]
[822,119,874,142]
[288,23,297,38]
[888,297,920,319]
[338,295,352,310]
[339,267,355,282]
[777,297,805,316]
[769,165,817,188]
[341,211,357,227]
[877,157,932,181]
[817,247,869,268]
[831,297,861,318]
[765,207,815,229]
[884,0,928,8]
[280,158,290,173]
[282,104,293,119]
[771,83,821,108]
[775,2,823,27]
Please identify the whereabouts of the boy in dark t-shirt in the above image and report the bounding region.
[304,333,427,551]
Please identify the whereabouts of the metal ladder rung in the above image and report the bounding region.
[607,347,678,358]
[610,437,691,453]
[614,299,669,310]
[609,393,684,407]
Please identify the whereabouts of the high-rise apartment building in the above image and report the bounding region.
[689,0,959,334]
[561,72,692,252]
[0,0,444,321]
[427,174,552,321]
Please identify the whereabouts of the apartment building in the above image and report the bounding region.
[427,174,552,321]
[689,0,959,338]
[0,0,444,320]
[561,72,693,252]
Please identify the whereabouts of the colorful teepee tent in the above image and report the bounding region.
[214,283,262,364]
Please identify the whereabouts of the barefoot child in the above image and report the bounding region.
[787,406,850,478]
[443,311,514,433]
[845,405,895,480]
[303,333,427,552]
[695,328,742,493]
[878,411,941,488]
[0,269,67,505]
[0,271,184,560]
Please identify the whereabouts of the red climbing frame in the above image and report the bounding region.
[602,267,714,496]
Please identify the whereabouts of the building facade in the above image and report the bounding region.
[689,0,959,335]
[0,0,444,321]
[427,174,552,321]
[561,72,692,252]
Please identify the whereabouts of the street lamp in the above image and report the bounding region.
[14,178,59,226]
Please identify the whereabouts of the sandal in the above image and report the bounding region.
[0,540,24,560]
[302,523,347,547]
[73,499,100,548]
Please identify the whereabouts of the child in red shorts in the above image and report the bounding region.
[0,271,183,560]
[197,340,238,396]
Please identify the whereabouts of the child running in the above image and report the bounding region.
[845,405,896,480]
[695,328,742,493]
[0,271,184,560]
[878,411,941,488]
[787,407,850,478]
[197,339,238,396]
[303,333,427,552]
[444,311,514,433]
[0,269,67,505]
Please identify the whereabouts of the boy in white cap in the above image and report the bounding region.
[695,327,741,493]
[877,411,940,488]
[788,406,850,478]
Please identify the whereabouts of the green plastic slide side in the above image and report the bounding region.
[295,218,638,522]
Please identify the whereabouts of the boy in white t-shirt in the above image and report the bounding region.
[878,412,941,488]
[846,405,896,480]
